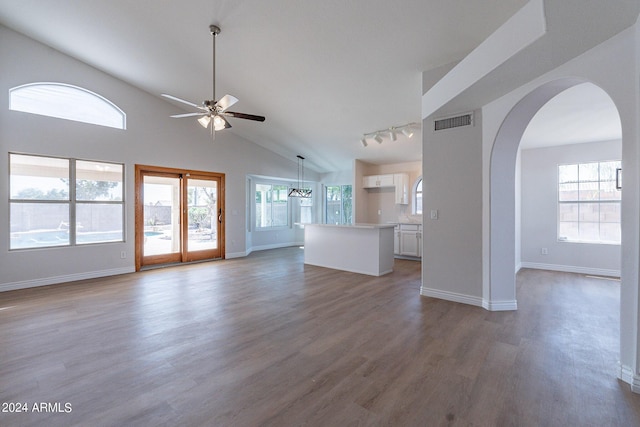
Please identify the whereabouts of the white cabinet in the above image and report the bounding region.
[393,173,409,205]
[396,224,421,257]
[363,174,394,188]
[363,173,409,205]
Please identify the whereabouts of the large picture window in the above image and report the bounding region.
[9,153,124,249]
[558,160,621,244]
[255,183,289,229]
[325,185,352,224]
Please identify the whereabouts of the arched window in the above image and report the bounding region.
[413,177,423,215]
[9,82,126,129]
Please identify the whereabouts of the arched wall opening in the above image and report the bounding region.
[489,77,623,306]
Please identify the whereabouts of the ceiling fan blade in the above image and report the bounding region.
[170,112,207,118]
[225,111,266,122]
[217,94,239,112]
[161,93,204,110]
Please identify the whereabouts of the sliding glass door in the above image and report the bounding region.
[135,165,224,270]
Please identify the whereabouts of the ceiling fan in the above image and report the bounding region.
[162,25,265,137]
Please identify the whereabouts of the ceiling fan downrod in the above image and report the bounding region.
[210,25,220,103]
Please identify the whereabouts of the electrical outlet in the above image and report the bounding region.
[430,210,439,220]
[541,248,548,255]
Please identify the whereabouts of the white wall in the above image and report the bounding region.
[421,110,484,304]
[0,24,316,291]
[520,140,622,276]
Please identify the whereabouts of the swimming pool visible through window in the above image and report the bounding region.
[9,82,126,129]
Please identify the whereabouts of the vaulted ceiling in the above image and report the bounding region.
[0,0,532,172]
[1,0,634,172]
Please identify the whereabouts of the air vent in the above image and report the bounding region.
[434,113,473,131]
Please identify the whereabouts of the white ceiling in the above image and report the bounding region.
[0,0,531,173]
[520,82,622,150]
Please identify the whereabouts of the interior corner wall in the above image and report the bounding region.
[421,110,484,306]
[520,140,622,276]
[0,24,305,291]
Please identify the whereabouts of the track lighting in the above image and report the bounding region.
[402,128,414,138]
[361,122,417,147]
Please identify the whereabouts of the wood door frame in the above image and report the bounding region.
[135,164,225,271]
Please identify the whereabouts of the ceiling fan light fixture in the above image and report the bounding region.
[198,115,211,128]
[213,115,227,131]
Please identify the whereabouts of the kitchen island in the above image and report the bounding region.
[302,223,395,276]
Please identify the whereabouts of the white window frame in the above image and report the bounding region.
[324,184,352,225]
[412,177,423,215]
[557,160,621,245]
[9,153,125,250]
[254,180,290,230]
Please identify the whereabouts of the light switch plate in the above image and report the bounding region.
[430,210,438,220]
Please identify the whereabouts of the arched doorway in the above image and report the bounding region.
[488,77,607,305]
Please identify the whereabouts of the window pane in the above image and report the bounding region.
[10,154,69,200]
[342,185,353,224]
[76,160,123,201]
[326,186,341,224]
[76,203,124,244]
[578,180,599,201]
[558,203,578,222]
[255,183,289,228]
[579,162,599,181]
[559,221,579,241]
[559,182,578,201]
[10,202,70,249]
[600,223,621,243]
[9,83,126,129]
[579,203,600,222]
[600,203,620,223]
[272,185,289,227]
[579,221,600,242]
[559,164,578,184]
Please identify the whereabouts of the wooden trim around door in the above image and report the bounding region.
[135,164,225,271]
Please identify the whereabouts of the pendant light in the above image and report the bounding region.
[288,155,312,198]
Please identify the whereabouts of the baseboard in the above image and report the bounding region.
[420,287,484,308]
[249,242,303,252]
[0,267,135,293]
[520,262,620,278]
[482,299,518,311]
[619,364,640,394]
[226,250,249,259]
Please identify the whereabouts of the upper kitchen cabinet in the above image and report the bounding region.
[362,173,409,205]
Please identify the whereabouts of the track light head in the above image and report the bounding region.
[402,128,414,138]
[360,138,368,147]
[374,134,383,144]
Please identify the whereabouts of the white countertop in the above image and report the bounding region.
[300,223,396,229]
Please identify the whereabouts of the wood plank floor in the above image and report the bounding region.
[1,247,639,426]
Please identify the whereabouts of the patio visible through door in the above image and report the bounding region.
[135,165,225,270]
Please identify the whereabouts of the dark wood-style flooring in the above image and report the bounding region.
[1,247,639,426]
